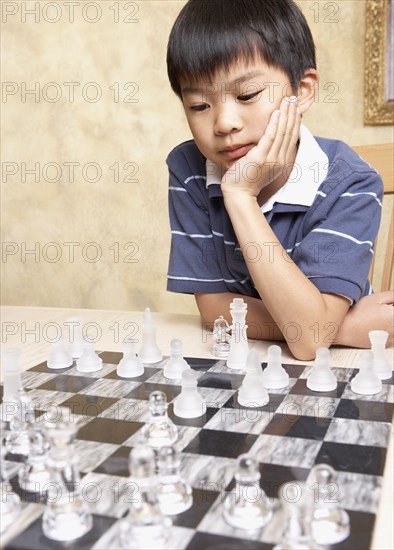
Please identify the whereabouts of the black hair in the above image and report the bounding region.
[167,0,316,98]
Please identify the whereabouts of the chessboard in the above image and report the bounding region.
[2,351,393,550]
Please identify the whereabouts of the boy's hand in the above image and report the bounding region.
[221,96,302,197]
[336,290,394,348]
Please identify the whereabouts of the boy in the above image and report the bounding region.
[165,0,393,360]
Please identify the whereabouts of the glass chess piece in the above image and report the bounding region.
[140,391,178,449]
[64,316,84,359]
[307,463,350,545]
[262,345,289,390]
[227,298,249,369]
[369,330,392,380]
[238,349,269,407]
[173,369,206,418]
[0,421,21,533]
[212,316,231,358]
[351,350,382,395]
[1,348,23,422]
[42,406,92,541]
[274,482,324,550]
[163,339,190,380]
[306,347,337,392]
[117,337,144,378]
[5,386,35,457]
[76,339,102,373]
[47,337,73,369]
[223,453,272,530]
[18,419,51,493]
[157,445,193,515]
[120,444,172,549]
[139,307,163,364]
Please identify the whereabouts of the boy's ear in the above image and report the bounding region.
[297,69,319,115]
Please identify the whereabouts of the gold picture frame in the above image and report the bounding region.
[364,0,394,125]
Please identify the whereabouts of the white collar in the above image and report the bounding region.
[205,124,328,212]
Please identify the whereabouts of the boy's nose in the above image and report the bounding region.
[214,106,243,135]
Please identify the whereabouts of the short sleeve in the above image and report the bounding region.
[166,145,228,294]
[293,167,383,302]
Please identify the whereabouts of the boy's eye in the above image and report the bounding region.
[190,103,209,112]
[237,90,262,102]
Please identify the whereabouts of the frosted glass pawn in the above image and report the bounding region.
[117,338,144,378]
[139,308,163,364]
[307,463,350,545]
[173,369,206,418]
[223,454,272,530]
[42,407,92,541]
[227,298,249,370]
[262,345,289,389]
[369,330,392,380]
[163,339,190,380]
[140,391,178,449]
[351,350,382,395]
[238,350,269,407]
[65,317,84,359]
[47,337,73,370]
[120,444,172,549]
[1,348,22,422]
[76,339,102,373]
[306,347,337,392]
[18,421,51,493]
[157,446,193,515]
[0,421,21,533]
[274,482,323,550]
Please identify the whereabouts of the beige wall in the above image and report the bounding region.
[2,0,393,314]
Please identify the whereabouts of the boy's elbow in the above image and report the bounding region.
[288,339,331,362]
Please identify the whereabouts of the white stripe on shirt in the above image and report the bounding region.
[311,228,373,247]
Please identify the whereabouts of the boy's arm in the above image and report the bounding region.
[196,290,394,352]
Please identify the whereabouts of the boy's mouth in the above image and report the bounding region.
[219,143,254,161]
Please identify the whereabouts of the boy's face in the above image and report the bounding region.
[181,59,297,173]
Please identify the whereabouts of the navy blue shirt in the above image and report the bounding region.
[166,129,383,303]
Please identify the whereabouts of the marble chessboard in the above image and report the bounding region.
[1,351,393,550]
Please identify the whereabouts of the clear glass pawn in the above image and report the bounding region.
[274,482,323,550]
[42,407,92,541]
[140,391,178,449]
[18,419,51,493]
[120,444,172,549]
[223,453,272,530]
[308,463,350,545]
[0,421,21,533]
[5,386,35,456]
[157,446,193,515]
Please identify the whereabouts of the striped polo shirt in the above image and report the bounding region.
[166,125,383,303]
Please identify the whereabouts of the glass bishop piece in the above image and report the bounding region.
[157,445,193,515]
[308,463,350,545]
[274,482,323,550]
[140,391,178,449]
[223,453,272,530]
[42,407,92,541]
[120,444,172,549]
